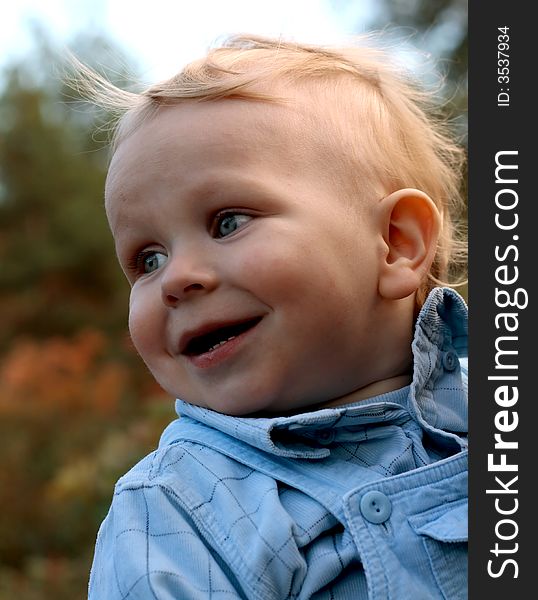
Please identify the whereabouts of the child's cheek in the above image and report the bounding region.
[127,288,162,365]
[234,232,305,300]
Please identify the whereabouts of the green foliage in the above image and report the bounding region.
[370,0,468,139]
[0,32,136,350]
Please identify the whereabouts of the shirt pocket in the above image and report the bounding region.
[408,500,468,600]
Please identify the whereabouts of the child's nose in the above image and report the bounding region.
[160,254,218,307]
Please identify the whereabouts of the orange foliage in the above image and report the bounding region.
[0,329,129,415]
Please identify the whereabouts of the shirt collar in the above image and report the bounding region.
[172,287,467,457]
[408,286,468,438]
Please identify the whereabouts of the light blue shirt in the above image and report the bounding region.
[89,287,468,599]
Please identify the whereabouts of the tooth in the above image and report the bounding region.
[208,334,238,352]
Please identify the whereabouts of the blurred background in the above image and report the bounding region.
[0,1,467,597]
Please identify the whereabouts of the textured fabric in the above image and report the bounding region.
[89,287,468,599]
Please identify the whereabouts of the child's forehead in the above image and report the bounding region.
[104,94,377,237]
[107,99,300,192]
[107,92,359,191]
[115,86,331,148]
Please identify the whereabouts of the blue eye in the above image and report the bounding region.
[214,213,252,238]
[141,251,167,274]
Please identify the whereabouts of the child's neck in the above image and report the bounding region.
[315,373,412,410]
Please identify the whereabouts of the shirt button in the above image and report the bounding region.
[360,491,392,524]
[442,350,458,372]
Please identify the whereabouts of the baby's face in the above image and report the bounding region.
[106,99,391,415]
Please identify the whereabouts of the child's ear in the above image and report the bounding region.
[377,188,441,300]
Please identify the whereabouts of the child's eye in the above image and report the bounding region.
[143,252,168,273]
[213,212,252,238]
[131,250,168,275]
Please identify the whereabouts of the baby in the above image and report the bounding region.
[85,35,468,599]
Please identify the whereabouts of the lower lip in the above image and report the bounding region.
[185,322,260,369]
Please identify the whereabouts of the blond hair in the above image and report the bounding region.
[71,34,467,303]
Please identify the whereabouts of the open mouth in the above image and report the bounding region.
[183,317,262,356]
